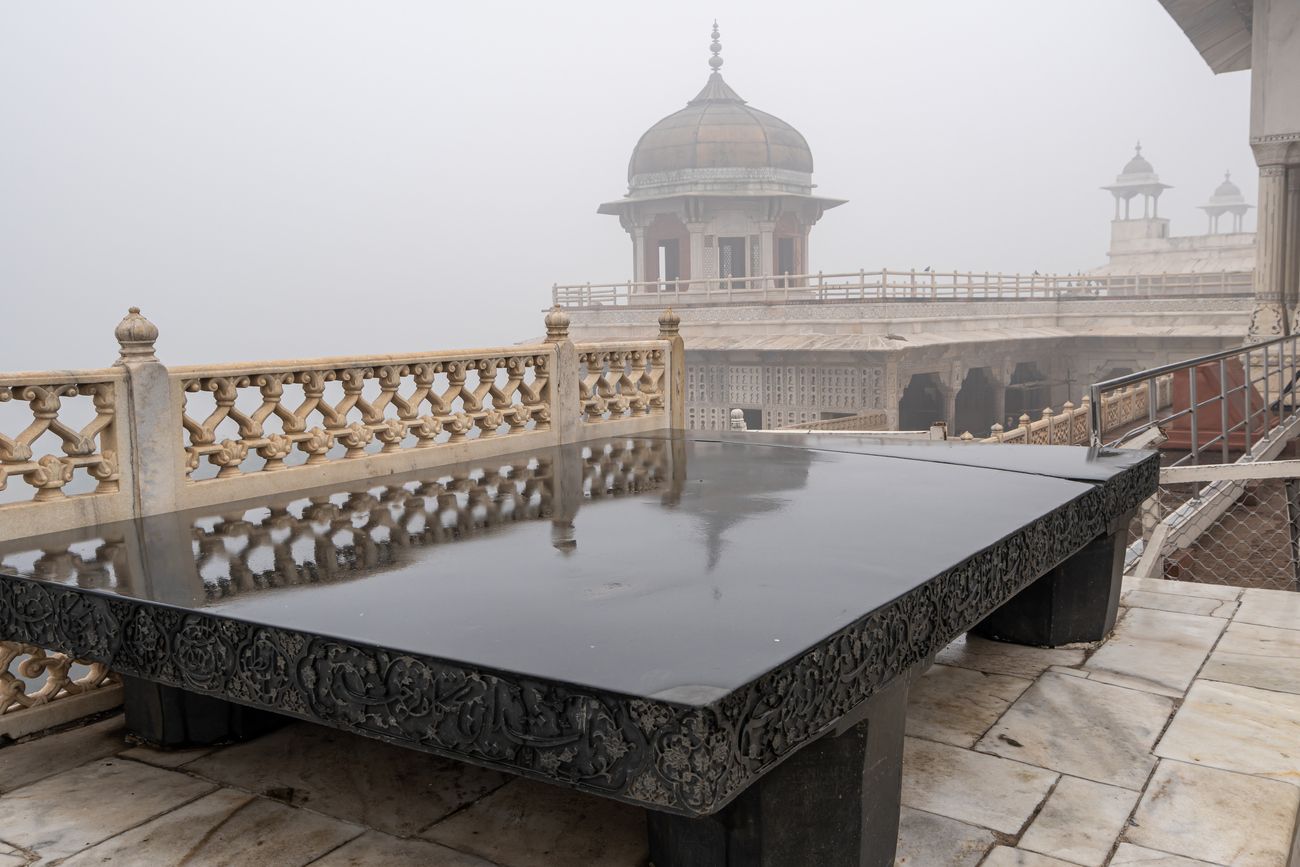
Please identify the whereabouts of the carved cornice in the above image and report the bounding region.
[0,455,1157,816]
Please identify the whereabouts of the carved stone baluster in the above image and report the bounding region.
[442,361,474,443]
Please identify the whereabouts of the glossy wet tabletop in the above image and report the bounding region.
[0,434,1150,705]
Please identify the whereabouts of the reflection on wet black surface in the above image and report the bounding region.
[0,433,1141,700]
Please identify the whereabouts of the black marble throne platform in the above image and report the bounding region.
[0,433,1157,866]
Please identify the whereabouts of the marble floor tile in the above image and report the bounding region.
[905,664,1032,747]
[58,788,362,866]
[1201,619,1300,694]
[1126,760,1299,866]
[312,831,496,866]
[119,742,218,769]
[899,736,1056,835]
[1155,679,1300,784]
[421,778,647,867]
[1082,607,1226,696]
[979,846,1077,866]
[1018,775,1139,866]
[976,672,1174,790]
[1109,843,1218,865]
[0,850,26,867]
[1235,587,1300,631]
[934,634,1086,680]
[0,714,126,794]
[893,807,994,867]
[184,722,509,836]
[1121,576,1240,601]
[0,757,213,860]
[1121,589,1236,618]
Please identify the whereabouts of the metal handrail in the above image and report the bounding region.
[1089,333,1300,468]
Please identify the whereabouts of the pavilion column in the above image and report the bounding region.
[883,361,901,430]
[942,387,957,433]
[1250,159,1289,338]
[758,221,776,289]
[990,368,1009,432]
[632,227,647,286]
[1285,165,1300,324]
[687,222,707,291]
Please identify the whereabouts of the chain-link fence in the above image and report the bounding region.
[1129,474,1300,591]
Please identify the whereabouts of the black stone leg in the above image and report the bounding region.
[646,681,908,867]
[973,512,1135,647]
[122,677,285,748]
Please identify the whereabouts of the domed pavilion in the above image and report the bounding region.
[598,23,845,292]
[1198,171,1253,234]
[1102,142,1173,220]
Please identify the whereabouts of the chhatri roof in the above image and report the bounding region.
[1103,142,1172,194]
[626,23,814,182]
[1200,169,1253,215]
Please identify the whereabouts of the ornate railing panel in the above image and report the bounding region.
[979,378,1172,446]
[173,350,553,482]
[1,643,117,718]
[576,341,668,423]
[0,370,123,503]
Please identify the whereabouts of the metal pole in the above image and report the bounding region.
[1189,368,1199,465]
[1244,349,1253,454]
[1286,478,1300,591]
[1265,344,1272,438]
[1219,358,1230,463]
[1089,382,1102,448]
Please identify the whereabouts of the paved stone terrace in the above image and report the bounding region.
[1,577,1298,866]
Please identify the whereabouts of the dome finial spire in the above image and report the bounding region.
[709,20,723,72]
[1135,140,1142,156]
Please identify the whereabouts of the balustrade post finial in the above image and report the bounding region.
[730,408,747,431]
[114,307,159,365]
[544,306,571,343]
[658,307,681,338]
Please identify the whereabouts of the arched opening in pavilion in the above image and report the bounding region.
[898,373,946,431]
[955,367,999,437]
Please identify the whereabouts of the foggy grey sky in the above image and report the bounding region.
[0,2,1254,370]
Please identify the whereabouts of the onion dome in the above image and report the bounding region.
[625,23,814,189]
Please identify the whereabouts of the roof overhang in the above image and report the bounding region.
[1157,0,1254,73]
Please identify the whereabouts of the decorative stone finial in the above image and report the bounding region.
[709,21,723,72]
[1134,140,1142,156]
[730,408,747,431]
[658,307,681,337]
[544,305,570,342]
[114,306,159,364]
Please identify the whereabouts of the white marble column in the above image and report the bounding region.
[1285,166,1300,324]
[632,227,647,286]
[758,222,775,288]
[687,223,707,290]
[1249,161,1289,339]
